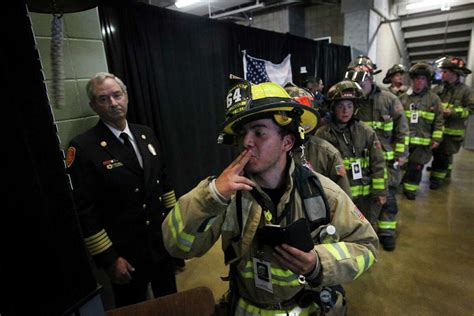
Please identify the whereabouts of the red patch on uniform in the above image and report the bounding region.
[374,140,381,150]
[66,146,76,168]
[352,207,366,221]
[335,165,346,176]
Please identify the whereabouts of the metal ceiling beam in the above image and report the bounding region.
[409,47,469,56]
[406,36,472,48]
[401,9,474,28]
[407,41,470,52]
[210,1,265,19]
[410,52,468,63]
[404,24,473,39]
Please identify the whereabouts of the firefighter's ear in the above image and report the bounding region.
[282,133,295,152]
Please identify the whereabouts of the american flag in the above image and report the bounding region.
[245,54,270,84]
[243,51,293,86]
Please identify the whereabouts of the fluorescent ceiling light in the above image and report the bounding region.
[406,0,452,10]
[175,0,200,8]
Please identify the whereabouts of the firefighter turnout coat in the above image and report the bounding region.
[162,159,378,313]
[399,87,444,165]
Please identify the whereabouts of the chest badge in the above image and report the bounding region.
[148,144,157,156]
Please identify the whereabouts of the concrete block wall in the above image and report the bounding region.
[305,4,344,45]
[29,8,107,150]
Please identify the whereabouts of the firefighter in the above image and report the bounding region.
[304,76,326,110]
[383,64,409,96]
[345,55,409,251]
[162,80,378,315]
[284,83,352,197]
[430,56,474,189]
[316,80,387,228]
[400,63,444,200]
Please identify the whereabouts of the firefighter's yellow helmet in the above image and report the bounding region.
[219,80,318,147]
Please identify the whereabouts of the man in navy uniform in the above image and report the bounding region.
[67,72,177,307]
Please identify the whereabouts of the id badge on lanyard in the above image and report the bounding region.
[253,257,273,293]
[351,160,362,180]
[410,103,419,123]
[410,111,419,123]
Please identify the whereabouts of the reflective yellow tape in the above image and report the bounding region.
[395,143,405,152]
[354,250,375,279]
[383,151,395,160]
[351,185,371,197]
[378,220,396,230]
[322,242,351,261]
[444,128,465,136]
[409,137,431,146]
[403,183,418,192]
[168,203,195,252]
[432,130,443,139]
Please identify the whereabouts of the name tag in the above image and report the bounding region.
[351,161,362,180]
[253,258,273,293]
[410,111,419,123]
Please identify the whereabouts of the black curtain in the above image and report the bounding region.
[316,43,353,92]
[2,2,98,315]
[99,2,351,196]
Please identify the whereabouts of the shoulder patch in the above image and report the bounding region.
[351,207,366,222]
[373,140,382,150]
[66,146,76,168]
[335,164,346,177]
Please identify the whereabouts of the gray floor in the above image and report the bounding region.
[176,148,474,315]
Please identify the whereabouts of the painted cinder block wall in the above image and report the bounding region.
[29,7,107,151]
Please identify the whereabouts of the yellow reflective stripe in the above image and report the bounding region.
[364,121,393,131]
[351,184,371,197]
[409,137,431,146]
[441,102,450,109]
[444,128,465,136]
[383,150,394,160]
[420,111,435,121]
[372,178,385,190]
[378,220,396,230]
[239,261,300,286]
[448,164,453,171]
[84,229,113,255]
[432,130,443,139]
[343,157,369,169]
[431,171,446,179]
[384,122,393,131]
[405,110,435,121]
[354,250,375,279]
[395,143,405,152]
[403,183,418,192]
[162,190,177,208]
[453,105,470,118]
[322,242,351,261]
[404,136,410,145]
[168,203,195,252]
[384,167,388,179]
